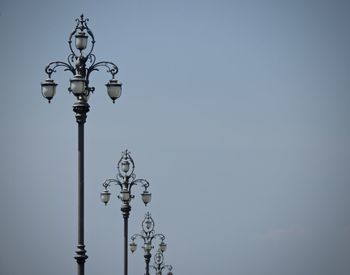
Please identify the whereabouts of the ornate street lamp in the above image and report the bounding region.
[130,212,167,275]
[101,150,151,275]
[150,248,173,275]
[41,14,122,275]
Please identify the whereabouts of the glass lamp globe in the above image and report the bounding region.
[75,31,88,51]
[121,160,130,173]
[159,242,167,252]
[144,243,152,252]
[100,190,111,205]
[130,242,137,253]
[106,79,122,103]
[120,190,130,202]
[141,191,152,205]
[41,79,57,103]
[70,76,86,96]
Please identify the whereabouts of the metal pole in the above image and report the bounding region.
[122,205,131,275]
[73,100,90,275]
[124,216,128,275]
[145,253,151,275]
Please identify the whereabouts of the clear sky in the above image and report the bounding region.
[0,0,350,275]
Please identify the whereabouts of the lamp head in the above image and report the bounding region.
[159,241,167,252]
[141,191,152,206]
[70,75,86,97]
[75,30,88,51]
[41,79,57,103]
[106,79,122,103]
[100,190,111,205]
[130,242,137,253]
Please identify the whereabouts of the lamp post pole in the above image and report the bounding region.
[74,100,89,275]
[101,150,152,275]
[41,14,122,275]
[130,212,167,275]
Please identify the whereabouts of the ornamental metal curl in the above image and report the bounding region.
[131,212,166,247]
[130,212,167,275]
[45,61,75,78]
[117,150,136,182]
[87,61,119,80]
[68,14,95,58]
[101,149,151,205]
[150,248,173,275]
[42,14,120,100]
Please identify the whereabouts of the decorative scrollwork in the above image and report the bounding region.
[132,179,150,192]
[150,248,173,274]
[45,61,75,78]
[116,149,135,181]
[131,212,165,242]
[102,178,121,190]
[42,14,121,102]
[87,61,119,81]
[68,14,96,59]
[100,150,150,206]
[130,211,167,268]
[142,212,155,234]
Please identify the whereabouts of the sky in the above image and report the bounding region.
[0,0,350,275]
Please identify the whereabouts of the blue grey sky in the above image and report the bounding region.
[1,0,350,274]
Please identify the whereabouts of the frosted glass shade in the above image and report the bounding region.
[121,191,130,202]
[159,242,167,252]
[75,31,88,50]
[144,243,152,252]
[121,160,130,173]
[130,242,137,253]
[106,79,122,103]
[100,190,111,205]
[70,76,86,96]
[141,191,151,205]
[41,79,57,103]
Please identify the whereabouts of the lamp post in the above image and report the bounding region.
[150,248,173,275]
[130,212,167,275]
[100,150,152,275]
[41,14,122,275]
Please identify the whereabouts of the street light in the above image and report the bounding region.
[41,14,122,275]
[150,248,173,275]
[130,212,167,275]
[101,150,151,275]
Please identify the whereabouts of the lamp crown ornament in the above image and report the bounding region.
[100,150,151,206]
[41,14,122,103]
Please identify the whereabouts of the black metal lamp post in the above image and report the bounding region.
[150,248,173,275]
[41,15,122,275]
[101,150,152,275]
[130,212,167,275]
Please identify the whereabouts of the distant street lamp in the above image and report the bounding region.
[101,150,151,275]
[130,212,167,275]
[41,14,122,275]
[150,248,173,275]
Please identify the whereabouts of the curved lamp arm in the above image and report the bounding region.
[45,60,75,78]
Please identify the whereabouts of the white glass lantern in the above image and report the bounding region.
[106,79,122,103]
[144,243,152,252]
[41,79,57,103]
[70,76,86,96]
[75,31,88,51]
[120,190,130,202]
[100,190,111,205]
[141,191,151,205]
[130,242,137,253]
[159,241,167,252]
[121,160,130,173]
